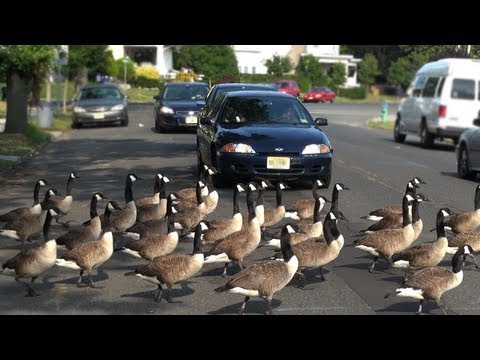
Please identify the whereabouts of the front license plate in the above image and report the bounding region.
[93,113,105,119]
[267,157,290,170]
[185,116,198,124]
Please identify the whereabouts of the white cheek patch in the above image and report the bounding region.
[71,173,76,179]
[249,184,257,191]
[108,203,115,211]
[49,190,55,196]
[317,180,323,186]
[408,182,414,189]
[329,212,337,220]
[442,210,449,217]
[286,224,295,234]
[464,246,471,255]
[171,207,178,214]
[336,184,342,191]
[237,184,245,192]
[50,209,59,216]
[320,198,326,204]
[200,222,208,231]
[406,194,415,202]
[157,174,163,179]
[129,175,137,182]
[262,181,268,188]
[163,176,170,183]
[96,194,102,200]
[199,181,205,188]
[279,183,286,190]
[39,180,46,186]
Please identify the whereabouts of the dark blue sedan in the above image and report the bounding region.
[154,82,209,132]
[196,91,333,187]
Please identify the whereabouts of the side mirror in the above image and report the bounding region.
[315,117,328,126]
[474,118,480,127]
[153,95,161,101]
[199,117,214,126]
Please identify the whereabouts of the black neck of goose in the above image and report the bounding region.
[66,176,74,196]
[436,211,446,238]
[167,212,175,233]
[312,181,320,200]
[452,248,466,274]
[33,181,42,205]
[405,183,416,197]
[281,232,295,262]
[275,184,283,207]
[159,178,168,199]
[103,206,112,231]
[475,187,480,210]
[330,187,339,212]
[412,199,420,223]
[402,196,412,228]
[313,198,322,223]
[247,189,256,222]
[154,176,161,195]
[193,225,204,255]
[233,187,241,215]
[256,189,264,207]
[125,177,134,204]
[323,216,334,245]
[43,211,54,242]
[90,195,99,219]
[206,170,215,191]
[196,182,204,206]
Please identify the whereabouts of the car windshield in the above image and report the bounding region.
[277,82,289,89]
[78,87,123,100]
[220,96,313,125]
[310,87,326,92]
[215,86,275,101]
[163,85,209,101]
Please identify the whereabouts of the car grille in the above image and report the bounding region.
[176,111,199,116]
[254,164,304,175]
[87,107,109,112]
[257,152,300,157]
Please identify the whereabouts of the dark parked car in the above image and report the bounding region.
[197,91,332,187]
[457,117,480,179]
[72,84,129,128]
[303,87,336,103]
[201,83,277,114]
[154,82,209,132]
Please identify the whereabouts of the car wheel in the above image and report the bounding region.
[393,118,406,143]
[420,121,434,148]
[72,122,81,129]
[458,145,476,179]
[330,98,335,103]
[121,118,129,127]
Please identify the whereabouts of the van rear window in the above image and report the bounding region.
[451,79,475,100]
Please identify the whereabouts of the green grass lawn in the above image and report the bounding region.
[366,118,395,131]
[126,87,158,103]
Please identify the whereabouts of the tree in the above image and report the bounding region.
[68,45,115,93]
[174,45,238,83]
[329,63,346,88]
[264,55,293,77]
[296,54,328,88]
[0,45,56,133]
[358,53,380,88]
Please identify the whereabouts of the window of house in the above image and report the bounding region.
[451,79,475,100]
[422,77,439,98]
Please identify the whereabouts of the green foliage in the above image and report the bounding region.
[338,86,366,100]
[174,45,239,83]
[329,63,346,87]
[134,66,161,88]
[114,58,136,83]
[296,55,328,87]
[358,53,380,87]
[68,45,116,80]
[0,45,56,79]
[26,123,51,145]
[295,74,312,93]
[264,55,293,77]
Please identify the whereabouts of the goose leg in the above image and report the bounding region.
[238,296,250,315]
[154,284,163,302]
[221,263,229,278]
[88,271,104,289]
[296,272,306,289]
[416,300,424,315]
[237,260,244,271]
[76,270,84,287]
[16,277,38,297]
[368,257,378,274]
[166,285,175,303]
[462,254,467,268]
[264,297,274,315]
[469,254,480,270]
[319,267,325,281]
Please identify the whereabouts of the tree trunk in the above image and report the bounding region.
[5,72,29,134]
[74,67,88,94]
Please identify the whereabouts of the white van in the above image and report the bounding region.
[394,58,480,148]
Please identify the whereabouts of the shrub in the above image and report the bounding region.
[338,86,367,100]
[134,66,161,88]
[114,58,136,83]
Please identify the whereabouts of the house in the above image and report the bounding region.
[232,45,361,87]
[109,45,175,77]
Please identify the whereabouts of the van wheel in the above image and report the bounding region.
[393,118,406,143]
[458,145,476,179]
[420,122,434,148]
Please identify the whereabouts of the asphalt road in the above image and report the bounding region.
[1,102,479,315]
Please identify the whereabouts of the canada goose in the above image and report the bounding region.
[204,183,261,277]
[203,183,246,245]
[266,196,327,249]
[0,208,58,297]
[262,182,289,230]
[359,193,428,235]
[441,185,480,234]
[385,246,471,315]
[173,166,210,199]
[241,180,271,228]
[445,231,480,269]
[214,223,300,315]
[284,179,326,220]
[304,182,350,224]
[55,201,121,288]
[1,188,58,245]
[174,181,206,211]
[136,176,171,223]
[354,194,415,273]
[124,221,210,303]
[172,181,208,234]
[361,177,425,221]
[135,173,164,206]
[102,173,140,232]
[41,172,79,224]
[119,196,179,260]
[0,178,48,223]
[55,192,108,250]
[202,165,220,215]
[392,208,452,279]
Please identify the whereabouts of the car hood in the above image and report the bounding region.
[216,124,331,153]
[162,100,202,112]
[75,99,125,108]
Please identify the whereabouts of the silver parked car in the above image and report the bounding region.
[457,117,480,179]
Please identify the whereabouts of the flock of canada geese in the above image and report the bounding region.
[1,166,480,315]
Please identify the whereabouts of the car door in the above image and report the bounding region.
[197,94,225,166]
[403,76,426,132]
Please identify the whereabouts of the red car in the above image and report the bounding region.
[275,80,300,97]
[303,87,336,103]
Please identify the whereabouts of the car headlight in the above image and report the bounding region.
[160,106,175,114]
[111,104,125,111]
[73,106,86,113]
[221,143,256,154]
[302,144,331,154]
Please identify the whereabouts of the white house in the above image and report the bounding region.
[232,45,361,87]
[109,45,174,77]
